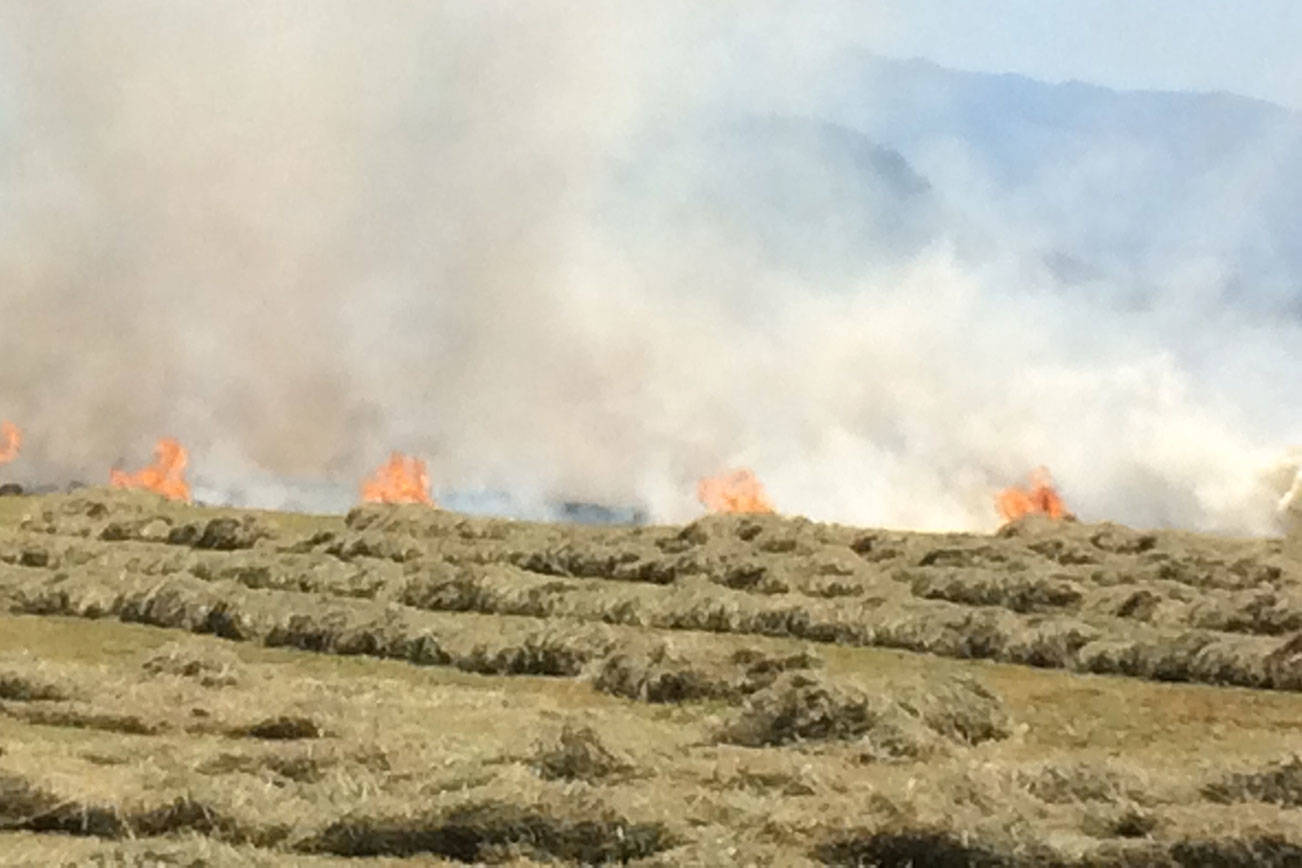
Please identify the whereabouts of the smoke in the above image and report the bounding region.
[0,1,648,480]
[1,2,1298,532]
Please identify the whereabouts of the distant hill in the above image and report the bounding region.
[606,114,943,286]
[607,54,1302,317]
[819,54,1302,315]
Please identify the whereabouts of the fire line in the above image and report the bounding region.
[110,437,191,502]
[361,452,434,505]
[0,421,21,465]
[995,466,1067,522]
[697,467,775,514]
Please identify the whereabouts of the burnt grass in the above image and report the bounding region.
[0,489,1301,865]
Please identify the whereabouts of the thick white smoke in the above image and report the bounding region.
[0,3,1298,532]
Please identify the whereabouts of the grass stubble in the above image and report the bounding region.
[0,489,1299,865]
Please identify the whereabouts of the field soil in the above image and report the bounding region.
[0,489,1301,866]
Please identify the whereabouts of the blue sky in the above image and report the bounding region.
[864,1,1302,110]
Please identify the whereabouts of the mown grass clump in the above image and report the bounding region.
[196,751,330,784]
[531,723,634,782]
[814,828,1013,867]
[717,669,1010,758]
[239,715,325,740]
[588,641,822,704]
[1019,760,1152,806]
[140,639,243,687]
[0,672,68,702]
[1169,835,1302,867]
[0,772,127,837]
[1201,754,1302,807]
[299,802,676,863]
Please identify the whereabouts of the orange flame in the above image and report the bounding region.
[110,437,191,501]
[996,466,1067,522]
[697,467,775,514]
[0,421,20,465]
[361,452,433,505]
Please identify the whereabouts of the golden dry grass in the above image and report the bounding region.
[0,489,1300,865]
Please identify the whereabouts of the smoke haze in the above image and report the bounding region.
[1,3,1299,532]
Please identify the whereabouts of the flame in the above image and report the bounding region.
[361,452,433,505]
[110,437,191,501]
[697,467,775,514]
[995,466,1067,522]
[0,421,20,465]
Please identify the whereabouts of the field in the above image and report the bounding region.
[0,489,1301,866]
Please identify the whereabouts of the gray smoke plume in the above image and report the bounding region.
[1,3,1299,532]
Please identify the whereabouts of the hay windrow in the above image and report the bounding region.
[168,516,275,551]
[905,568,1085,612]
[587,640,822,704]
[297,801,677,862]
[0,772,128,837]
[1169,836,1302,867]
[4,491,1302,864]
[0,773,239,842]
[7,491,1302,696]
[9,518,1302,695]
[0,702,161,735]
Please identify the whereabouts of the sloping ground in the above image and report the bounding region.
[0,489,1300,866]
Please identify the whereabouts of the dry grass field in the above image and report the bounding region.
[0,489,1301,866]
